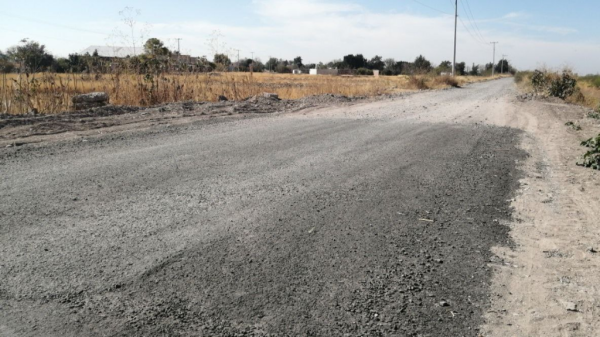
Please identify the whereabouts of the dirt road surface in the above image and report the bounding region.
[1,78,598,336]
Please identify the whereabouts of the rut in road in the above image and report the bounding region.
[0,79,525,336]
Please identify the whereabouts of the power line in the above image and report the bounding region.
[460,0,486,42]
[409,0,452,15]
[0,11,107,36]
[458,17,487,46]
[0,26,78,43]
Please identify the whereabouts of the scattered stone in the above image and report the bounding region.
[72,92,109,110]
[564,302,578,312]
[263,93,280,100]
[217,95,228,102]
[588,247,597,253]
[439,301,450,307]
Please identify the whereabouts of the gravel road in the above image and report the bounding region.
[0,79,525,336]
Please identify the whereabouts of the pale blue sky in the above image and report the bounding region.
[1,0,599,73]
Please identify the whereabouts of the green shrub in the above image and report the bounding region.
[565,121,582,131]
[356,68,374,76]
[531,70,548,93]
[548,72,577,99]
[588,111,600,119]
[577,134,600,170]
[531,69,578,99]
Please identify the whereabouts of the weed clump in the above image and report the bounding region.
[577,134,600,170]
[408,76,428,90]
[565,121,582,131]
[432,75,459,88]
[531,69,578,99]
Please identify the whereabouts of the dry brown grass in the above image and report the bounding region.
[0,72,502,115]
[576,81,600,109]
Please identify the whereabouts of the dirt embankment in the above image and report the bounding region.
[0,93,366,147]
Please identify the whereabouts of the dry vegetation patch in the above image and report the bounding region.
[1,72,503,115]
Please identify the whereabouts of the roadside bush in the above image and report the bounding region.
[514,71,530,84]
[408,75,428,90]
[588,111,600,119]
[565,121,582,131]
[548,72,577,99]
[577,134,600,170]
[432,75,459,88]
[531,70,548,93]
[356,68,374,76]
[531,69,578,100]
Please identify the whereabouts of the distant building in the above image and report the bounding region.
[309,68,339,75]
[292,69,302,74]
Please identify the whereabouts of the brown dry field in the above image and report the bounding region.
[1,72,505,115]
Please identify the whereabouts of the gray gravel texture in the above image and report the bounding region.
[0,79,525,336]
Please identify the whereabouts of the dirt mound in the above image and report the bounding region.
[0,93,367,145]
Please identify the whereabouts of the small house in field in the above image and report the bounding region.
[292,69,302,74]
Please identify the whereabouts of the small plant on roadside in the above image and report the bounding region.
[577,134,600,170]
[588,108,600,119]
[565,121,582,131]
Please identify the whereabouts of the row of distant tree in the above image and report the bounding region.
[0,38,515,76]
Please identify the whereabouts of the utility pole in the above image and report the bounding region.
[233,49,240,72]
[175,38,182,55]
[251,52,254,62]
[490,42,498,76]
[452,0,458,77]
[501,54,508,74]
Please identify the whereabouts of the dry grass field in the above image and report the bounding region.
[1,72,501,115]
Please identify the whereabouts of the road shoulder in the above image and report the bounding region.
[482,97,600,336]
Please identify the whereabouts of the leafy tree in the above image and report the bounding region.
[495,59,511,74]
[144,38,170,56]
[0,51,14,73]
[343,54,367,69]
[368,55,385,71]
[6,39,55,72]
[293,56,303,68]
[456,62,466,76]
[265,57,278,71]
[382,58,407,76]
[51,57,71,73]
[213,53,231,66]
[327,59,345,69]
[436,60,452,74]
[413,55,432,73]
[469,64,480,76]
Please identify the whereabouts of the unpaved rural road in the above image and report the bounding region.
[1,78,598,336]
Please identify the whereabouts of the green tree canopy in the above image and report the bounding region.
[368,55,385,71]
[143,38,170,56]
[343,54,367,69]
[6,39,55,72]
[413,55,432,73]
[293,56,303,68]
[213,53,231,66]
